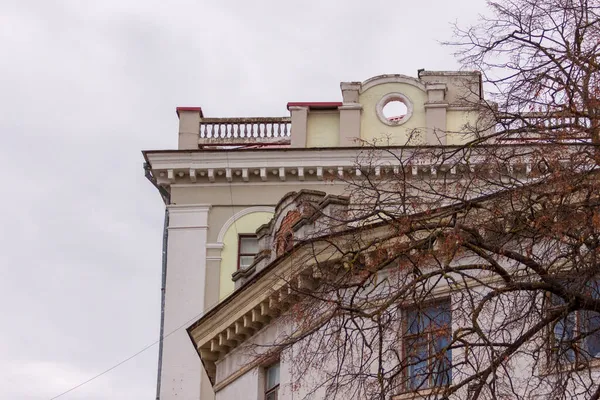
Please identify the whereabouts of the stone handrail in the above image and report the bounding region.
[497,113,592,141]
[200,117,291,140]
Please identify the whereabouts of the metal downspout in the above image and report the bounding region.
[143,162,170,400]
[155,207,168,400]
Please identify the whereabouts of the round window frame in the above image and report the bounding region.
[376,93,413,126]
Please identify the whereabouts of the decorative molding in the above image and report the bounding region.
[424,102,449,109]
[216,206,276,243]
[446,105,480,111]
[168,204,211,230]
[167,204,212,211]
[187,240,335,384]
[213,357,264,392]
[287,105,309,111]
[206,243,225,249]
[168,225,208,230]
[232,264,256,282]
[338,103,362,110]
[170,181,343,188]
[146,147,557,186]
[376,92,414,126]
[360,74,426,93]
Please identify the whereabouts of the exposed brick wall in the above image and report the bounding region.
[275,210,301,256]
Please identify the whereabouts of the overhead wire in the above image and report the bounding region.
[51,146,249,399]
[48,295,226,399]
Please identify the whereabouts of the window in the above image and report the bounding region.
[403,300,452,391]
[265,361,280,400]
[550,281,600,363]
[238,235,258,270]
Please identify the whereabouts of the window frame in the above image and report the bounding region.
[237,234,258,270]
[264,361,280,400]
[548,283,600,365]
[401,299,452,393]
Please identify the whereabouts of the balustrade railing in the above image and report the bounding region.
[497,113,593,142]
[199,117,291,143]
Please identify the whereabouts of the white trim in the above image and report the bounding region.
[424,103,449,109]
[216,206,275,243]
[376,92,414,126]
[170,181,341,188]
[288,105,309,111]
[167,204,212,210]
[360,74,426,93]
[338,104,362,110]
[206,243,225,249]
[168,225,208,230]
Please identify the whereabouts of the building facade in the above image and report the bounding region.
[143,72,490,400]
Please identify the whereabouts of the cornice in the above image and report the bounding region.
[145,145,584,188]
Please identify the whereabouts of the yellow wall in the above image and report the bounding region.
[219,211,274,299]
[359,83,428,145]
[306,111,340,147]
[446,110,481,145]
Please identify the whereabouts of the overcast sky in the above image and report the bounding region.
[0,0,486,398]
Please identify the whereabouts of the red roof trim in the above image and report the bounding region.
[176,107,204,118]
[286,102,342,110]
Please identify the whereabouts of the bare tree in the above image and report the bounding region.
[244,1,600,399]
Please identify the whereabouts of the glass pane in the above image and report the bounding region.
[407,310,427,334]
[427,303,451,329]
[266,362,280,390]
[587,279,600,299]
[554,314,575,341]
[554,313,576,362]
[407,302,451,334]
[240,236,258,254]
[239,255,255,268]
[583,311,600,358]
[433,334,450,355]
[433,335,452,386]
[551,293,566,305]
[408,343,429,390]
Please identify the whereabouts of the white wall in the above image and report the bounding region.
[215,369,260,400]
[161,204,211,400]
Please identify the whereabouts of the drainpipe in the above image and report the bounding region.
[144,163,170,400]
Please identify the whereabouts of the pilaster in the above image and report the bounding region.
[339,82,362,146]
[161,204,212,400]
[177,107,203,150]
[289,106,308,148]
[425,83,448,145]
